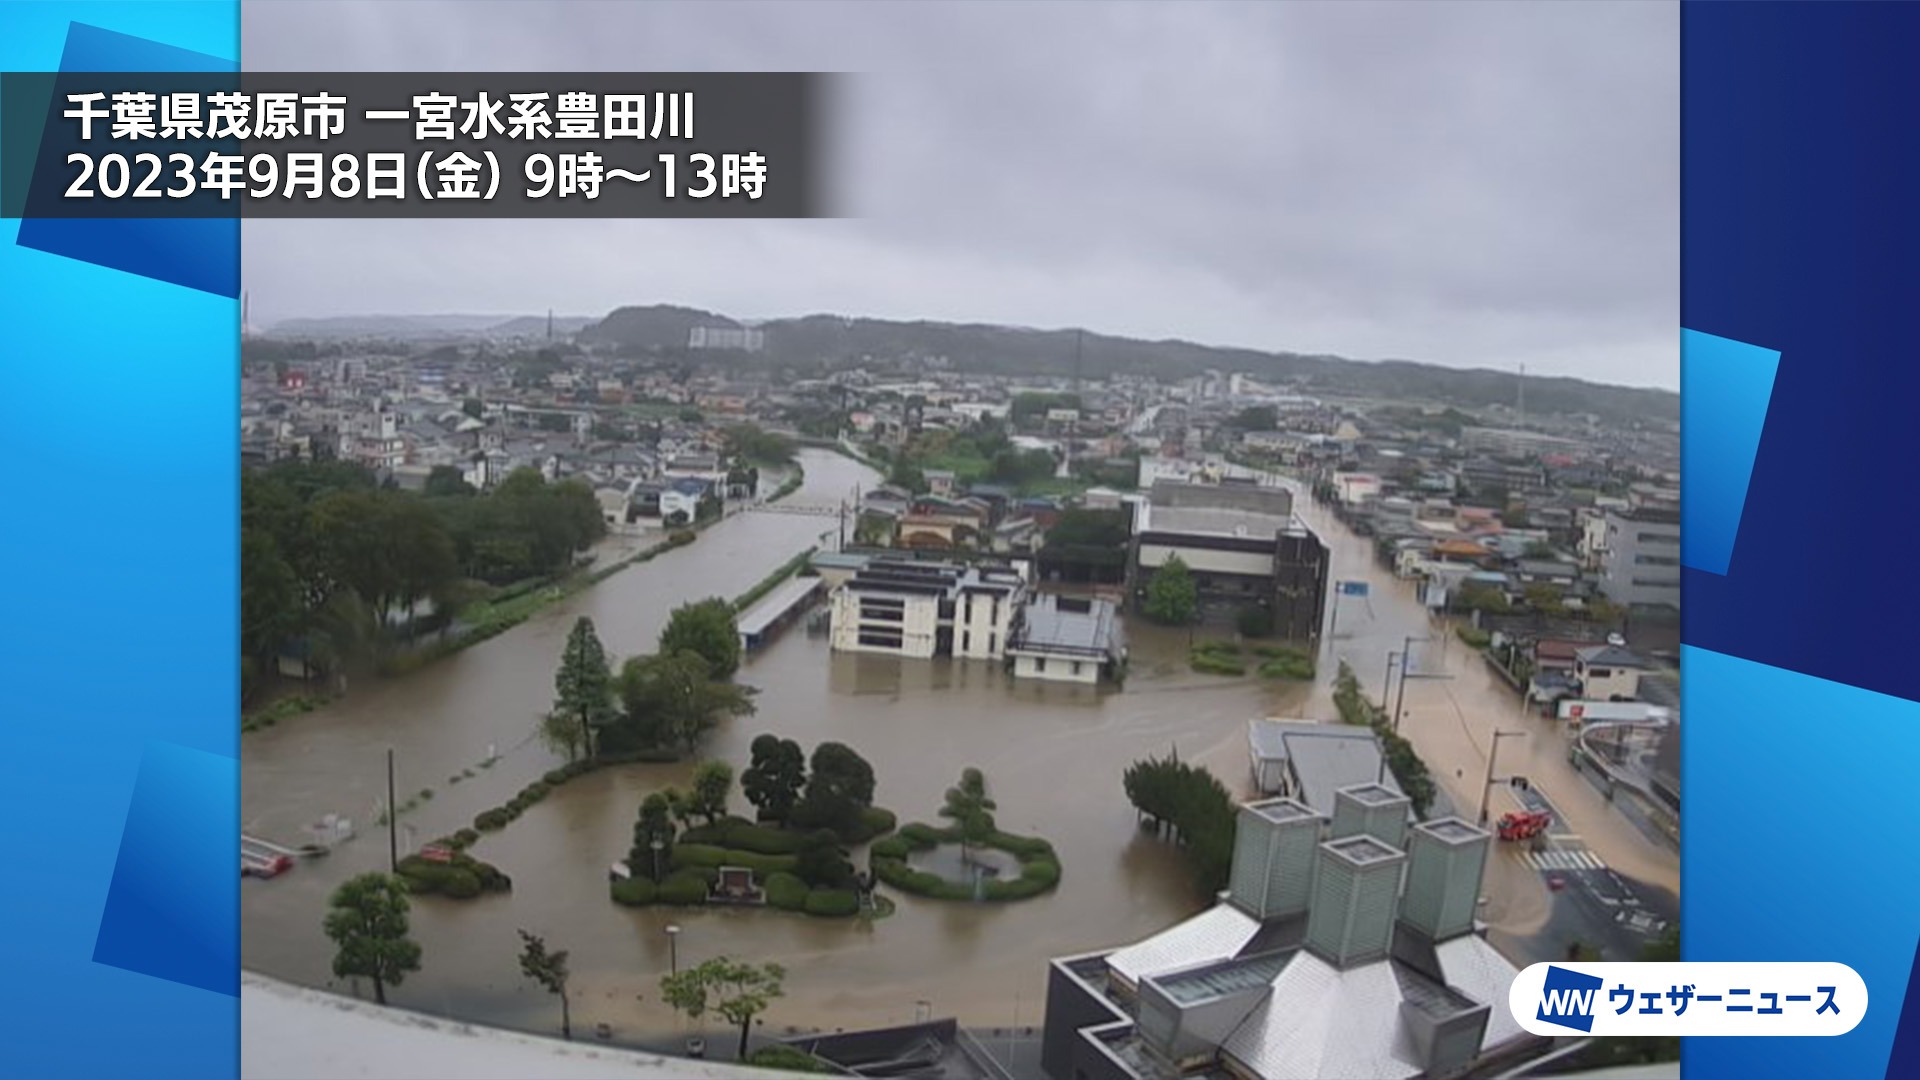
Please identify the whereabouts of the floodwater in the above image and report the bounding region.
[240,450,1677,1042]
[241,449,1311,1041]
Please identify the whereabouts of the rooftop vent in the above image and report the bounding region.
[1330,782,1412,850]
[1304,835,1407,969]
[1227,799,1321,921]
[1398,817,1491,943]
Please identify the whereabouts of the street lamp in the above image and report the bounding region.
[649,838,665,883]
[664,923,683,976]
[1477,730,1529,824]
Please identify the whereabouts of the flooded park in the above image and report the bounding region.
[240,447,1677,1042]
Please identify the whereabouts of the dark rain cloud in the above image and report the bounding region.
[242,0,1677,389]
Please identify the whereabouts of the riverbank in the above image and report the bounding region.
[242,463,810,732]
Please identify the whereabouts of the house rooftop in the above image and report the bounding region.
[1575,644,1652,668]
[1009,595,1124,659]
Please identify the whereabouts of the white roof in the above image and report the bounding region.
[1220,952,1418,1080]
[242,973,783,1080]
[1435,934,1527,1046]
[1105,903,1260,986]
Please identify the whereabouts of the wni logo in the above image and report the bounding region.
[1535,965,1604,1033]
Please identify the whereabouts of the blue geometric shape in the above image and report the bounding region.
[92,741,237,997]
[1684,645,1919,1080]
[10,22,239,297]
[1535,966,1603,1033]
[1680,328,1779,576]
[1889,937,1920,1080]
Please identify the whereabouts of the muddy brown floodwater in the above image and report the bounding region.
[241,451,1676,1044]
[242,450,1318,1043]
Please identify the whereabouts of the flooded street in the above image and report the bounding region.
[241,452,1675,1040]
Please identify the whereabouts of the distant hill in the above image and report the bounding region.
[575,304,742,349]
[266,314,516,338]
[732,315,1679,423]
[483,315,596,338]
[275,304,1677,422]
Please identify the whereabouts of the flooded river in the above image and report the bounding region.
[242,449,1313,1040]
[241,449,1675,1041]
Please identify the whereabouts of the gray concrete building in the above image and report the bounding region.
[1130,482,1330,643]
[1597,508,1681,609]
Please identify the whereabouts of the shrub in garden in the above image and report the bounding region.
[656,872,711,905]
[440,868,482,899]
[764,872,808,911]
[611,877,657,906]
[803,889,860,917]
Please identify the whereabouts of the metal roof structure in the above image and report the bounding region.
[1008,595,1124,659]
[1105,904,1262,988]
[736,577,824,638]
[1247,720,1403,816]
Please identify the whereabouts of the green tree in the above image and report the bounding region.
[1144,554,1199,625]
[886,458,927,495]
[689,760,735,825]
[618,651,758,753]
[1523,582,1567,616]
[722,424,797,465]
[462,398,485,419]
[1230,405,1278,431]
[793,741,876,838]
[241,530,301,669]
[632,792,677,880]
[425,465,474,497]
[1457,582,1510,614]
[794,830,856,889]
[323,873,422,1006]
[537,710,586,764]
[660,957,787,1061]
[516,930,573,1039]
[938,767,997,863]
[554,617,615,757]
[660,598,743,680]
[741,734,807,824]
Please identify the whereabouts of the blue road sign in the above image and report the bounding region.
[1339,581,1370,597]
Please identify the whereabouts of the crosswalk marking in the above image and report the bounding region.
[1523,849,1607,872]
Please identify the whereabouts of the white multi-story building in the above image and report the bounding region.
[1598,507,1681,608]
[828,558,1026,660]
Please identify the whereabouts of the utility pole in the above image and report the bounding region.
[1477,730,1527,824]
[386,748,398,872]
[1391,635,1427,732]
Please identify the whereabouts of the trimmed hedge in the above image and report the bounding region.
[680,818,807,855]
[669,844,799,877]
[803,888,861,917]
[657,872,712,905]
[765,872,809,911]
[397,853,511,899]
[869,824,1061,903]
[748,1045,834,1074]
[897,823,945,848]
[849,805,898,843]
[611,877,657,907]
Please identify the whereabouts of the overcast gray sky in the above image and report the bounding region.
[242,0,1678,390]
